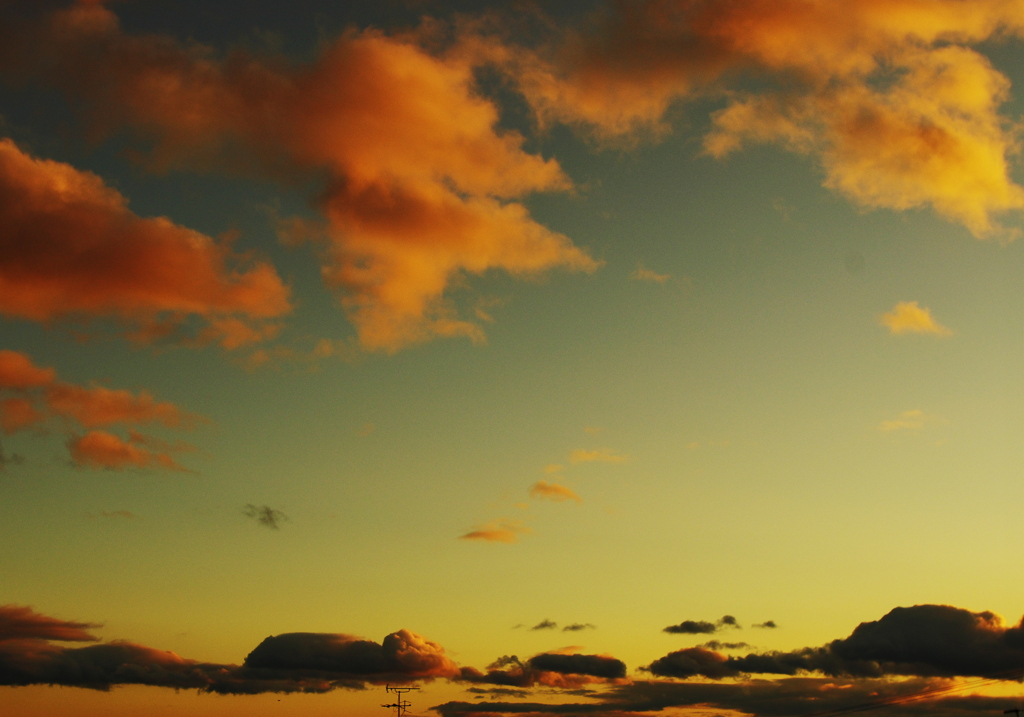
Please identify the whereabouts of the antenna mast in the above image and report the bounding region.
[382,684,418,717]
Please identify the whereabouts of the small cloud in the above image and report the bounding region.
[753,620,777,629]
[663,616,740,635]
[583,426,603,435]
[459,520,530,544]
[543,463,564,475]
[356,422,375,437]
[630,264,670,284]
[562,623,596,632]
[530,480,582,504]
[243,504,288,530]
[700,640,750,650]
[879,301,952,336]
[530,619,558,631]
[663,620,717,635]
[878,409,939,432]
[569,448,628,464]
[0,439,24,470]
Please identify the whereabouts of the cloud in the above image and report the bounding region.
[68,430,190,471]
[0,350,201,469]
[542,463,563,474]
[0,350,56,388]
[243,504,288,530]
[699,641,750,650]
[629,264,670,283]
[663,616,739,635]
[649,605,1024,681]
[663,620,717,635]
[0,605,100,642]
[0,439,24,470]
[529,480,581,503]
[0,606,462,693]
[459,520,530,544]
[433,676,1019,716]
[880,301,953,336]
[568,448,628,464]
[1,3,599,353]
[562,624,596,633]
[0,139,290,343]
[468,0,1024,238]
[753,620,777,629]
[530,620,557,631]
[459,651,628,690]
[878,409,933,431]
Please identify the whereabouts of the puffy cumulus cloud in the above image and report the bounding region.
[0,606,462,693]
[434,676,1020,717]
[0,139,290,344]
[0,350,201,470]
[568,448,628,464]
[459,520,530,544]
[469,0,1024,238]
[880,300,953,336]
[1,3,599,353]
[244,630,460,683]
[529,480,581,503]
[459,651,627,690]
[646,605,1024,681]
[68,430,191,471]
[0,605,99,642]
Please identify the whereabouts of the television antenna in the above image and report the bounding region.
[382,684,418,717]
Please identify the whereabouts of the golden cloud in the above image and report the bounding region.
[879,301,952,336]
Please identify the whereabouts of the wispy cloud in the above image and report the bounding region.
[879,301,952,336]
[629,264,670,284]
[243,504,288,530]
[569,448,629,464]
[878,409,940,432]
[529,480,581,504]
[530,619,558,631]
[459,520,530,544]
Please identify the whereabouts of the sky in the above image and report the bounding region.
[4,0,1024,715]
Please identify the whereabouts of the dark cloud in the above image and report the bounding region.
[527,654,625,680]
[0,439,24,470]
[662,620,716,635]
[662,615,739,635]
[459,652,626,689]
[530,620,557,631]
[561,623,595,632]
[433,677,1021,716]
[753,620,777,629]
[244,504,287,530]
[699,640,750,651]
[0,606,460,693]
[0,605,100,642]
[650,605,1024,681]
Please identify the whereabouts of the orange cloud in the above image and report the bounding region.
[0,138,290,343]
[530,480,582,503]
[472,0,1024,237]
[0,350,201,469]
[879,301,952,336]
[459,520,530,544]
[68,430,188,471]
[569,448,629,464]
[2,5,599,352]
[0,397,44,434]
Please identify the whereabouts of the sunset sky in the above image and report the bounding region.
[5,1,1024,716]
